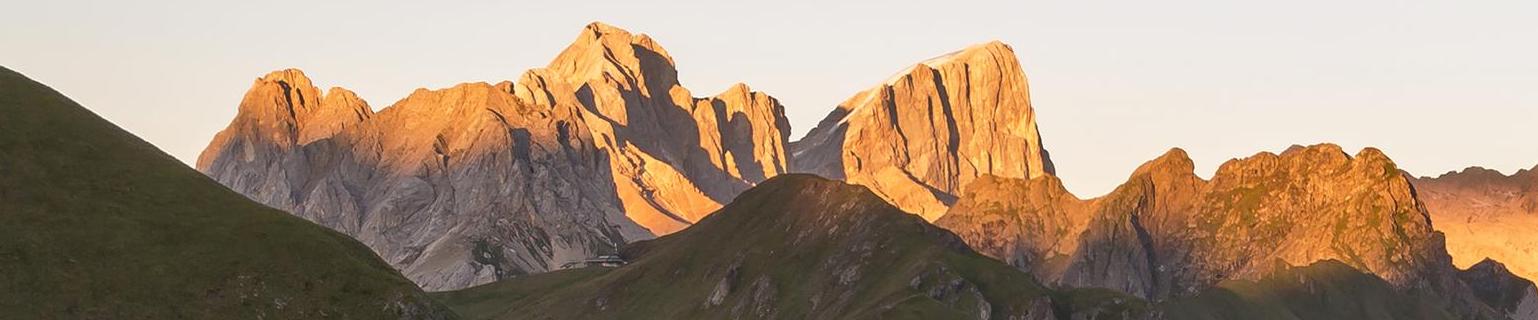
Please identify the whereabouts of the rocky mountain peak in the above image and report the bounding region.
[507,23,792,235]
[1131,147,1197,178]
[1459,258,1538,319]
[791,40,1054,221]
[938,143,1499,318]
[200,23,793,290]
[196,68,373,170]
[543,21,679,99]
[1412,160,1538,288]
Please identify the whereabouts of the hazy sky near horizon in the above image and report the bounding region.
[3,0,1534,196]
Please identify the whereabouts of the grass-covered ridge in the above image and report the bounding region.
[434,174,1147,319]
[0,66,453,319]
[1159,260,1457,320]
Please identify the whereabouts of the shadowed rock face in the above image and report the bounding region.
[432,175,1076,320]
[199,72,650,291]
[513,22,793,235]
[937,144,1501,319]
[791,41,1054,221]
[1160,260,1463,320]
[198,23,792,290]
[1413,166,1538,284]
[1459,259,1538,320]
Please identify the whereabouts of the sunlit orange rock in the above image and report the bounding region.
[791,41,1054,221]
[1414,166,1538,284]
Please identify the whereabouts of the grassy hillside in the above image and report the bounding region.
[1159,260,1457,320]
[434,174,1149,319]
[0,67,453,318]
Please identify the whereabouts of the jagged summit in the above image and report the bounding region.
[1131,147,1198,177]
[937,143,1500,318]
[791,40,1053,221]
[198,23,792,290]
[1459,258,1538,319]
[1412,160,1538,287]
[510,22,793,235]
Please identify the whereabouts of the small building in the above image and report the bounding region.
[559,255,628,269]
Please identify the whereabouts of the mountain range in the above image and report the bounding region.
[197,22,1054,291]
[3,21,1532,319]
[1413,166,1538,283]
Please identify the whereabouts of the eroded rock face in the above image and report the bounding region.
[791,41,1054,221]
[198,23,792,290]
[513,22,792,235]
[1413,166,1538,284]
[936,144,1499,318]
[199,70,653,291]
[1459,259,1538,320]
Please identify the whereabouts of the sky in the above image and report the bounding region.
[3,0,1534,197]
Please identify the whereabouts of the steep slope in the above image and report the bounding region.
[432,175,1146,319]
[198,70,651,291]
[1459,259,1538,320]
[936,144,1501,318]
[199,23,792,289]
[513,22,793,234]
[0,67,452,318]
[1160,260,1458,320]
[791,41,1054,221]
[1413,166,1538,283]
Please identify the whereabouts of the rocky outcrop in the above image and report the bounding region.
[1459,259,1538,320]
[936,144,1501,318]
[1413,166,1538,284]
[512,22,792,235]
[199,70,651,291]
[790,41,1054,221]
[198,23,791,290]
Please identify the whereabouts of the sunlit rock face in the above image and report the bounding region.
[936,144,1501,318]
[790,41,1054,221]
[1413,166,1538,284]
[199,71,651,291]
[513,22,792,235]
[198,23,793,290]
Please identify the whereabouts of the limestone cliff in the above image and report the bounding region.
[791,41,1054,221]
[937,144,1501,318]
[513,22,793,234]
[198,23,792,290]
[198,70,652,291]
[1413,166,1538,284]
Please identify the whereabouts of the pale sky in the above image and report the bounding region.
[3,0,1534,197]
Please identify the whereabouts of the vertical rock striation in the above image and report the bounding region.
[512,22,792,235]
[791,41,1054,221]
[198,23,793,290]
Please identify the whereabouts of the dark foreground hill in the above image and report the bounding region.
[0,67,454,318]
[433,174,1148,319]
[1161,260,1457,320]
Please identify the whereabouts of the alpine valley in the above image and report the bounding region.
[2,21,1532,320]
